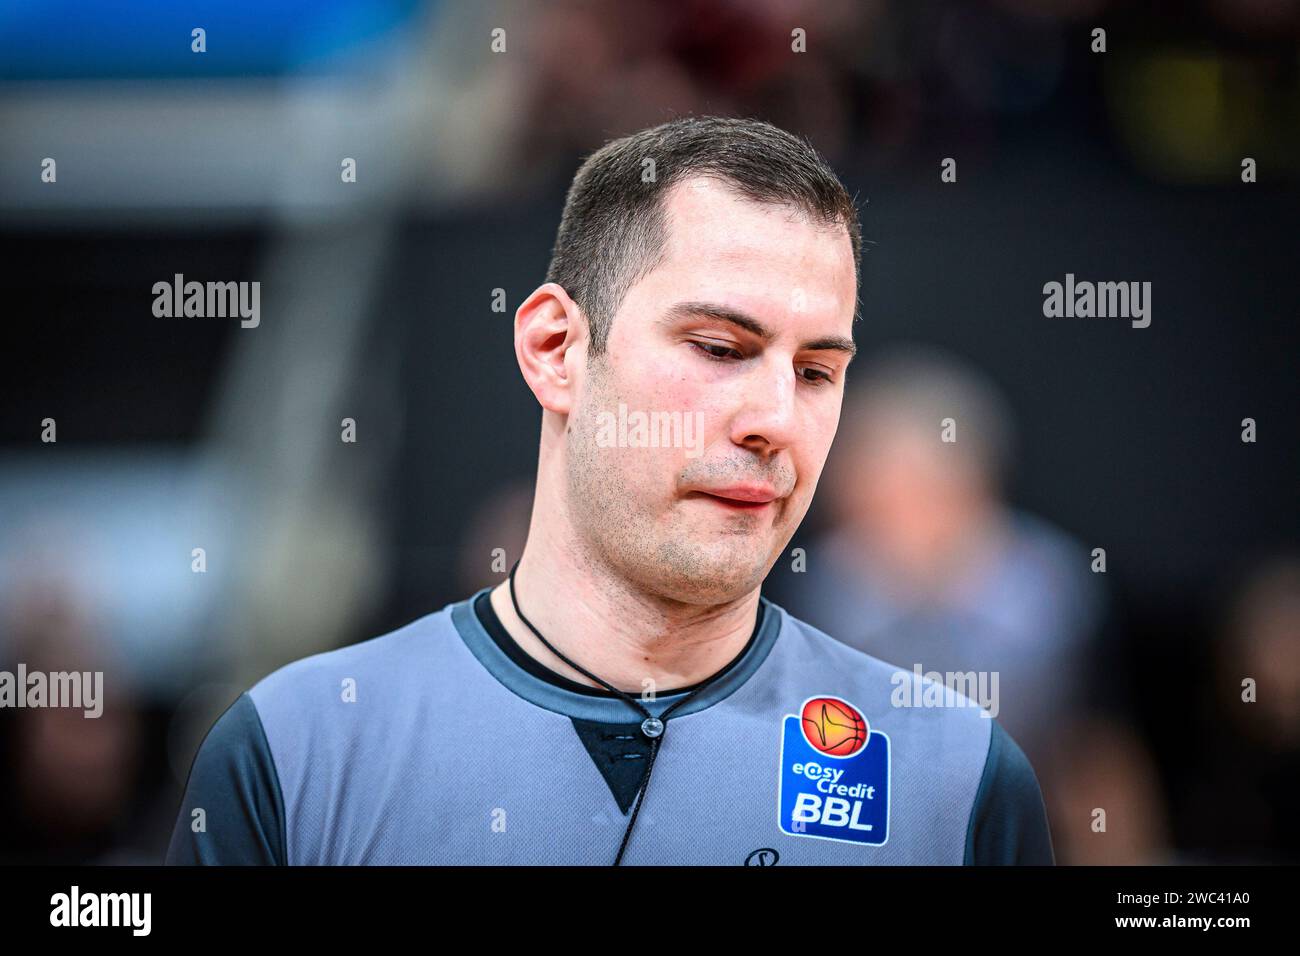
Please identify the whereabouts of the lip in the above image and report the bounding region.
[689,485,780,509]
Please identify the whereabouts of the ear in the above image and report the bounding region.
[515,282,586,415]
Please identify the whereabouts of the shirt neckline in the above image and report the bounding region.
[449,585,783,722]
[472,589,724,698]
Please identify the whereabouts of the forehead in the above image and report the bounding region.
[648,176,857,322]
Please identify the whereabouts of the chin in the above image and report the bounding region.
[642,539,768,604]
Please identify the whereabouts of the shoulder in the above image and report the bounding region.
[250,604,459,701]
[245,600,476,732]
[964,720,1056,865]
[773,602,990,723]
[770,601,912,685]
[772,602,1053,863]
[768,601,997,758]
[167,598,478,864]
[242,595,491,773]
[165,692,285,864]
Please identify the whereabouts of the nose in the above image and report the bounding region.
[727,354,799,458]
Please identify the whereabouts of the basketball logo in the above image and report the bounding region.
[800,696,868,757]
[780,695,888,844]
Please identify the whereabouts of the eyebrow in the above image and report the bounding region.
[663,300,857,359]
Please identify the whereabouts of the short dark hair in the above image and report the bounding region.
[545,116,862,355]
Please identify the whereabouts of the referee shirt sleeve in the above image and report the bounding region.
[963,721,1055,865]
[165,692,288,865]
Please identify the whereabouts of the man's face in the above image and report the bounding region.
[565,176,858,604]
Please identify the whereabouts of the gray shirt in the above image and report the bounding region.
[166,587,1053,865]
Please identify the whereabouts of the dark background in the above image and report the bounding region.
[0,0,1297,863]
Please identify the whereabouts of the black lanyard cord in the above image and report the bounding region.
[507,559,722,865]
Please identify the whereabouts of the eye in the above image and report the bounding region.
[690,339,836,387]
[799,366,835,387]
[690,340,743,361]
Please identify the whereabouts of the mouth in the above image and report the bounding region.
[687,487,780,512]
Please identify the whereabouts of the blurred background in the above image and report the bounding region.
[0,0,1297,864]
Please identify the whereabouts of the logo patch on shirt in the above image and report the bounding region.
[777,696,890,846]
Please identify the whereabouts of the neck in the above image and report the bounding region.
[488,535,760,694]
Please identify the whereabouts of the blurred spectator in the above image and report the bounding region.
[0,583,150,863]
[1179,555,1300,862]
[773,346,1107,769]
[1045,715,1174,865]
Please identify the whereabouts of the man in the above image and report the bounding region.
[166,116,1054,865]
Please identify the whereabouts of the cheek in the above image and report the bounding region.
[646,347,706,402]
[637,354,728,440]
[610,345,695,406]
